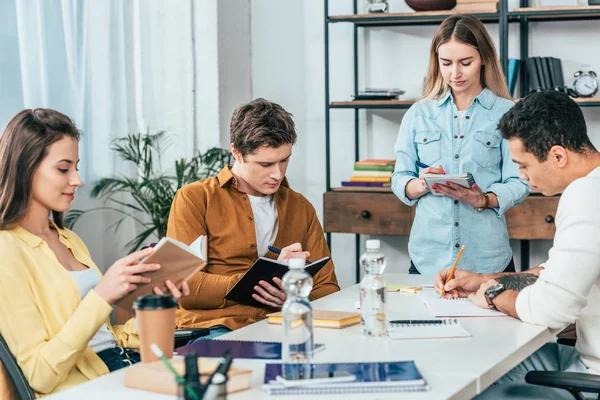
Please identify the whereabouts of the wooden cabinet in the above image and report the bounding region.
[323,192,414,235]
[505,196,559,240]
[324,191,559,240]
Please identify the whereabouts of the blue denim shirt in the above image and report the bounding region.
[391,88,530,274]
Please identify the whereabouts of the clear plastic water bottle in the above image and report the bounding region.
[359,239,388,337]
[281,257,314,365]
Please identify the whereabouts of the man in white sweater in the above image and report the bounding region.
[434,91,600,398]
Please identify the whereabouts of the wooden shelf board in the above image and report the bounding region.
[573,97,600,103]
[513,5,600,12]
[331,187,393,193]
[328,11,498,25]
[330,100,416,108]
[510,5,600,19]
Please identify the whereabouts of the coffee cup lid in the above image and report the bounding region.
[133,294,178,310]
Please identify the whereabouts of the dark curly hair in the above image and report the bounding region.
[498,91,595,162]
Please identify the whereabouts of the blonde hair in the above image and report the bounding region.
[422,14,511,100]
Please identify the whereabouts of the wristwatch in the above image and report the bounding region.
[474,192,490,212]
[484,283,506,310]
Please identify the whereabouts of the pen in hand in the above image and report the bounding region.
[440,244,465,298]
[268,246,312,264]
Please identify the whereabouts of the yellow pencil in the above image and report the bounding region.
[440,244,465,298]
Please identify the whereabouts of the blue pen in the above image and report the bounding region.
[268,246,311,264]
[416,160,430,169]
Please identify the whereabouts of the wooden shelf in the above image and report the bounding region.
[328,11,499,26]
[330,100,415,109]
[510,5,600,20]
[332,98,600,109]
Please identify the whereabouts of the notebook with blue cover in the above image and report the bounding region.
[262,361,427,395]
[175,340,325,360]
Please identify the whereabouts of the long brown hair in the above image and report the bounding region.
[0,109,80,230]
[422,14,511,100]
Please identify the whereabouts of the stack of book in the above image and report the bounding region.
[455,0,498,13]
[341,159,394,190]
[524,56,565,93]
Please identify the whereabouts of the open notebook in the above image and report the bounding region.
[388,319,471,340]
[418,289,505,317]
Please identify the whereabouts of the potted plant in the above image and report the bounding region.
[65,131,231,251]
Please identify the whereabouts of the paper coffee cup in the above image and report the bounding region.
[133,294,177,363]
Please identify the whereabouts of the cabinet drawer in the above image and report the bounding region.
[506,196,559,240]
[323,192,413,235]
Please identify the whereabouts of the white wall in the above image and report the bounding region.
[247,0,600,289]
[0,0,23,127]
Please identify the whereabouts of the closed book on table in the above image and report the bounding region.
[267,310,361,329]
[176,340,326,360]
[124,358,252,395]
[262,361,427,395]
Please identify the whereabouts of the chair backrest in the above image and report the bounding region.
[0,333,35,400]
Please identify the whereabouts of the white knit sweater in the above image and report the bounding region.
[516,166,600,373]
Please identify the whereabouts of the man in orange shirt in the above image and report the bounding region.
[167,98,339,337]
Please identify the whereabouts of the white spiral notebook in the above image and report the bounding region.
[418,289,506,317]
[388,319,471,340]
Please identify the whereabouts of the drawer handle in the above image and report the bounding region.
[545,215,555,224]
[361,210,371,219]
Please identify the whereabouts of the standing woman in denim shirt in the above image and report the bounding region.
[392,14,530,275]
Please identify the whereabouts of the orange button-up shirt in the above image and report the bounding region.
[167,166,340,330]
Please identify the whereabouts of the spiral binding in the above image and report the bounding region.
[389,318,459,328]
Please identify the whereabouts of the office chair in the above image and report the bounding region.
[525,333,600,400]
[0,333,35,400]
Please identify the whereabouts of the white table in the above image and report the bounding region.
[48,274,553,400]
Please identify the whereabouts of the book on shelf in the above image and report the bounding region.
[267,310,361,329]
[355,159,395,167]
[124,357,252,395]
[508,58,520,97]
[262,361,427,395]
[455,2,498,12]
[354,164,394,172]
[342,181,391,187]
[352,170,393,178]
[525,56,565,92]
[115,235,207,309]
[349,176,391,183]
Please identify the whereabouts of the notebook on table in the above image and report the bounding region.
[262,361,427,395]
[267,310,361,329]
[388,319,471,340]
[225,256,330,307]
[418,289,505,317]
[175,340,325,360]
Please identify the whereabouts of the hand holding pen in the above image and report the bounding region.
[268,244,311,264]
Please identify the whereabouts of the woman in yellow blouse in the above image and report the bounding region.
[0,108,189,397]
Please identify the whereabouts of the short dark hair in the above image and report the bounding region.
[498,91,595,162]
[230,98,297,157]
[0,109,80,230]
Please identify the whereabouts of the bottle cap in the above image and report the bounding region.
[288,257,305,269]
[366,239,381,250]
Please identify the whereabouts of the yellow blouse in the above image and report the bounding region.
[0,222,139,397]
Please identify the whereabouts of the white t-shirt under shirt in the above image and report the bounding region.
[516,166,600,373]
[457,110,467,134]
[248,194,279,257]
[68,269,116,353]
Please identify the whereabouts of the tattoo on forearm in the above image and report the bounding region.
[497,274,539,291]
